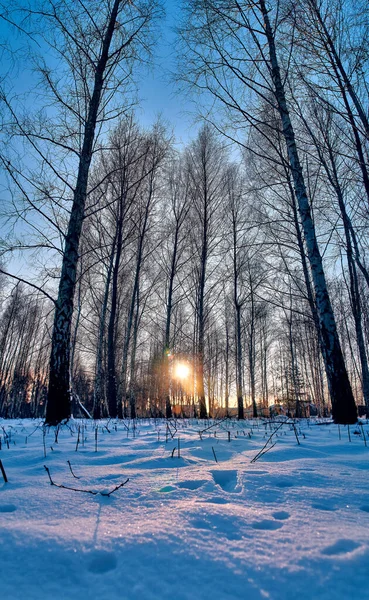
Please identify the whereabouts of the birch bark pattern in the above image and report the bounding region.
[163,224,180,419]
[232,205,245,420]
[94,235,117,419]
[259,0,357,424]
[197,195,208,419]
[46,0,122,425]
[120,172,154,419]
[107,198,125,419]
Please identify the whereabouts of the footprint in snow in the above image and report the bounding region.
[191,518,216,531]
[86,550,118,574]
[321,539,360,556]
[158,485,176,493]
[177,480,207,490]
[311,503,337,512]
[0,504,17,513]
[191,515,245,541]
[272,511,290,521]
[200,497,229,504]
[274,479,294,488]
[251,519,284,530]
[211,470,240,493]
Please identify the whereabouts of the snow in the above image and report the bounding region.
[0,418,369,599]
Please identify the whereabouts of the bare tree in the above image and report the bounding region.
[186,125,226,418]
[179,0,357,423]
[0,0,161,423]
[159,155,190,417]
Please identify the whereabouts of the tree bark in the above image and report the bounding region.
[197,218,208,419]
[163,223,180,418]
[94,234,116,419]
[46,0,122,424]
[259,0,357,424]
[107,197,125,418]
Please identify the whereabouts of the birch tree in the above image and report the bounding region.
[179,0,358,423]
[186,125,226,418]
[159,156,190,418]
[0,0,161,424]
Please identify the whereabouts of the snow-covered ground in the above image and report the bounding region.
[0,417,368,600]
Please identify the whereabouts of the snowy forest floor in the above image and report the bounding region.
[0,417,368,600]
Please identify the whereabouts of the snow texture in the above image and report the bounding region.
[0,417,368,599]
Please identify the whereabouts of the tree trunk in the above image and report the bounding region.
[235,305,244,420]
[259,0,357,424]
[120,204,149,417]
[224,309,230,416]
[249,282,257,418]
[232,204,245,420]
[93,236,116,419]
[163,224,180,419]
[303,107,369,410]
[46,0,122,425]
[129,283,140,420]
[107,202,125,418]
[197,214,208,419]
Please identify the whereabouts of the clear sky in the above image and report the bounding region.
[136,0,199,145]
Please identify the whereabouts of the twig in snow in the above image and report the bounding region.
[2,426,10,449]
[44,466,129,496]
[253,442,276,462]
[120,420,130,432]
[199,417,228,435]
[54,425,60,444]
[212,446,218,463]
[0,459,8,483]
[75,426,81,452]
[102,480,129,497]
[167,420,177,439]
[67,460,81,479]
[250,422,285,463]
[43,428,47,458]
[360,423,367,447]
[292,424,300,446]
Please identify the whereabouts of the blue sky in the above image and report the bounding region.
[136,0,198,144]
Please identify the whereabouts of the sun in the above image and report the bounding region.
[174,362,190,380]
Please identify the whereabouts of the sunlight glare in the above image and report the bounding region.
[174,363,190,380]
